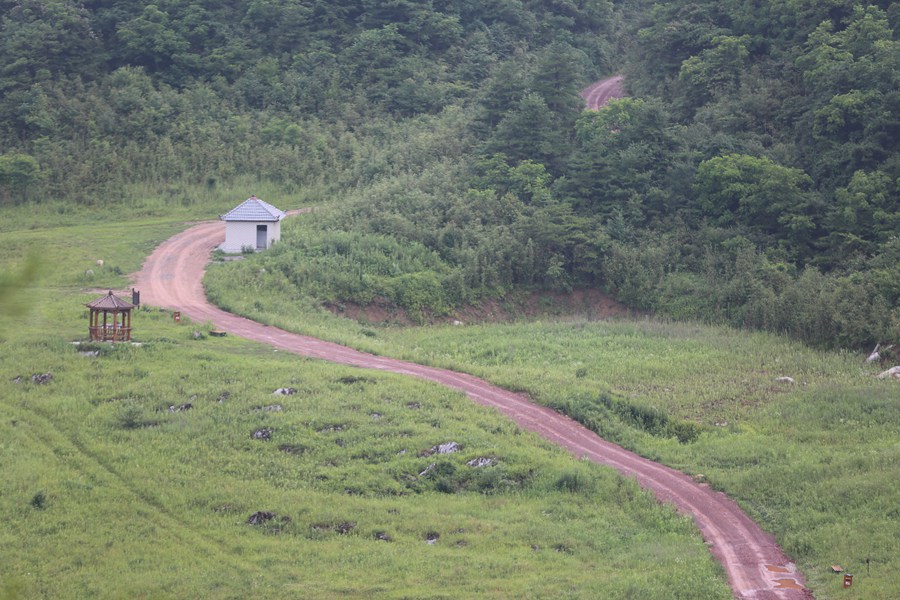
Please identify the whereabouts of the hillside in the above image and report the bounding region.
[2,2,899,598]
[1,0,897,348]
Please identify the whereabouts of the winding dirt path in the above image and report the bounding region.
[133,211,812,600]
[581,74,625,110]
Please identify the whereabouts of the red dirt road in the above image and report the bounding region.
[581,74,625,110]
[133,212,812,600]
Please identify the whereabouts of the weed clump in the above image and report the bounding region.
[30,491,47,510]
[114,402,157,429]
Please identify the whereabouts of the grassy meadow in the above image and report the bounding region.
[205,215,900,600]
[1,208,734,599]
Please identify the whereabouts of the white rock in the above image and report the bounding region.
[435,441,460,454]
[775,376,795,384]
[876,366,900,380]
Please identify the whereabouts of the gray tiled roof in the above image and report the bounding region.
[220,196,286,222]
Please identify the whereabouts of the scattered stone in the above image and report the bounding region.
[273,387,296,396]
[452,320,463,326]
[370,412,382,420]
[191,330,203,340]
[425,532,440,544]
[310,521,354,535]
[84,269,94,277]
[775,376,795,384]
[466,457,496,468]
[405,401,421,409]
[79,350,100,357]
[422,441,460,456]
[397,449,408,456]
[279,444,305,454]
[866,343,895,363]
[320,424,345,433]
[374,531,392,542]
[531,545,541,552]
[335,521,355,535]
[876,366,900,380]
[217,391,231,403]
[11,376,22,384]
[337,376,374,385]
[254,404,283,412]
[31,373,53,385]
[455,540,468,547]
[419,462,436,477]
[247,511,276,525]
[714,421,729,427]
[553,544,572,554]
[96,259,104,267]
[247,510,291,534]
[251,428,272,441]
[169,403,193,412]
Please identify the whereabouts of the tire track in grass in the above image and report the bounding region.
[134,174,812,600]
[5,401,258,582]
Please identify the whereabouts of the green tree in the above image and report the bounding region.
[695,154,817,253]
[487,92,564,171]
[0,152,43,203]
[116,5,189,72]
[824,169,900,260]
[677,35,750,111]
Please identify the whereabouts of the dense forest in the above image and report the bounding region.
[1,0,897,348]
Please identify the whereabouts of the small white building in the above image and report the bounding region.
[219,196,286,253]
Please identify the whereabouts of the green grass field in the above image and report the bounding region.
[1,211,734,598]
[205,215,900,600]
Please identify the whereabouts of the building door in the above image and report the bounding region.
[256,224,267,249]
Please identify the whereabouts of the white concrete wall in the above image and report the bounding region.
[270,220,281,247]
[220,221,282,252]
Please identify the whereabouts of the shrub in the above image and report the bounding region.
[30,491,46,510]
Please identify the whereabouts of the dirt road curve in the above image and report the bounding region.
[581,74,625,110]
[134,213,811,599]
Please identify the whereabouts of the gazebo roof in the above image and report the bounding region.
[86,290,134,310]
[220,196,285,222]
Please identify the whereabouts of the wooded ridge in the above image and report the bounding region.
[1,0,897,348]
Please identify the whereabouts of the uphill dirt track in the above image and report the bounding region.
[134,82,812,600]
[581,74,625,110]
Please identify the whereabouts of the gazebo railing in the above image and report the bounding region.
[88,325,132,342]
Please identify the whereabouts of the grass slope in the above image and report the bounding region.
[207,223,900,600]
[0,213,731,599]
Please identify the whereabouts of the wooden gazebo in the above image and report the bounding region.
[86,291,134,342]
